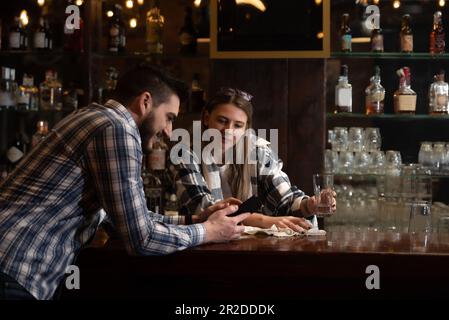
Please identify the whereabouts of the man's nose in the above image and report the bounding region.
[163,123,172,137]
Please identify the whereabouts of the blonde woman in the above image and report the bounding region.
[175,88,336,232]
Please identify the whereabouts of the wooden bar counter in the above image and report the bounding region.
[61,228,449,300]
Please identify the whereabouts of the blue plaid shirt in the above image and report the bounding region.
[0,100,205,300]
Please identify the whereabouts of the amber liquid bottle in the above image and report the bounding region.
[394,67,417,114]
[430,11,445,55]
[400,14,413,53]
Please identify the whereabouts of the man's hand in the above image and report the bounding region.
[203,204,250,243]
[196,197,242,223]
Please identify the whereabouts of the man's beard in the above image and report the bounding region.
[139,111,158,153]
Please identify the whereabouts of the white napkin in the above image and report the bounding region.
[243,222,326,238]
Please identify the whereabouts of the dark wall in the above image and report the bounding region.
[210,59,325,195]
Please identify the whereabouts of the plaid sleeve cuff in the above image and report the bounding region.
[184,223,206,246]
[161,214,184,225]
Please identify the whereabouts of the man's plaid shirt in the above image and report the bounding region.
[0,100,204,300]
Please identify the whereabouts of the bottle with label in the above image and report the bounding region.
[148,135,167,171]
[191,73,205,113]
[9,17,26,50]
[18,74,39,111]
[335,65,352,113]
[400,14,413,53]
[429,70,449,115]
[98,66,118,104]
[371,15,384,53]
[31,120,49,148]
[0,67,17,110]
[394,67,417,114]
[64,0,84,52]
[142,154,164,214]
[34,17,52,50]
[62,82,79,112]
[365,66,385,115]
[430,11,445,55]
[6,131,28,167]
[340,13,351,52]
[39,70,63,111]
[179,7,197,56]
[108,4,125,53]
[146,0,164,55]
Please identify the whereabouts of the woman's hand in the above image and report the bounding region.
[243,213,313,233]
[303,192,337,217]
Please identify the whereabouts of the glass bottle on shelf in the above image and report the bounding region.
[9,17,27,50]
[335,65,352,113]
[18,74,39,111]
[6,132,27,168]
[62,82,79,112]
[31,120,49,148]
[34,17,52,50]
[108,4,125,53]
[98,67,118,104]
[371,16,384,53]
[142,154,164,214]
[39,70,63,111]
[400,14,413,53]
[429,70,449,115]
[365,66,385,115]
[146,0,164,55]
[340,13,351,53]
[430,11,445,55]
[394,67,417,114]
[0,67,17,110]
[179,7,197,56]
[9,69,19,108]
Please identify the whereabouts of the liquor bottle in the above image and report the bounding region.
[400,14,413,53]
[98,66,118,104]
[39,70,63,111]
[430,11,445,55]
[335,65,352,113]
[148,135,167,172]
[191,73,205,113]
[340,13,351,52]
[34,17,52,50]
[9,17,23,50]
[371,13,384,53]
[146,0,164,54]
[179,7,197,56]
[0,67,17,110]
[31,120,49,148]
[394,67,417,114]
[108,4,125,53]
[6,132,28,167]
[429,70,449,115]
[365,66,385,115]
[142,155,163,214]
[18,74,39,111]
[64,0,84,52]
[62,82,79,112]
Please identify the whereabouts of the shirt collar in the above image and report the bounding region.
[104,99,139,131]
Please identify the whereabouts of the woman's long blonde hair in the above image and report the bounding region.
[201,88,254,200]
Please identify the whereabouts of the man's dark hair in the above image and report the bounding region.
[112,63,189,108]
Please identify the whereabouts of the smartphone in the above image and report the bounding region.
[228,196,263,217]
